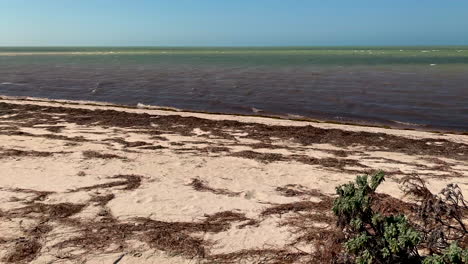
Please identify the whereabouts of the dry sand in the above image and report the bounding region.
[0,97,466,263]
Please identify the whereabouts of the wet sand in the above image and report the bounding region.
[0,97,467,263]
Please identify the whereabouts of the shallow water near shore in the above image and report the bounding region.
[0,47,467,131]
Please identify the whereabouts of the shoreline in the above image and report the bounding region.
[1,95,466,135]
[0,97,466,263]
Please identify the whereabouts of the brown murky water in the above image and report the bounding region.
[1,47,467,131]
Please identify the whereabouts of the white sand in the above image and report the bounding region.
[0,98,466,263]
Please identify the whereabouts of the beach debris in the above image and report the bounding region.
[188,178,240,197]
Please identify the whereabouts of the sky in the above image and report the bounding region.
[1,0,468,46]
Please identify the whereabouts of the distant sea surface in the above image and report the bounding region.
[1,47,467,131]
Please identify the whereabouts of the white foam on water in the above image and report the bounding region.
[392,120,422,126]
[251,107,263,113]
[286,113,306,119]
[137,103,151,108]
[0,82,25,86]
[137,102,182,111]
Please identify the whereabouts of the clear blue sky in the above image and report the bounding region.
[1,0,467,46]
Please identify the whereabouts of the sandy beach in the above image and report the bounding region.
[0,97,467,264]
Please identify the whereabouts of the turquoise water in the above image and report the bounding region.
[1,46,468,67]
[1,47,467,130]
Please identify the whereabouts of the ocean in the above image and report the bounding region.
[0,47,467,131]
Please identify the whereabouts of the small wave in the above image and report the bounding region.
[391,120,422,126]
[251,107,263,113]
[286,113,306,119]
[1,82,25,86]
[137,103,181,111]
[137,103,152,109]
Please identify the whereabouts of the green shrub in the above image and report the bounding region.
[333,172,468,264]
[333,172,421,263]
[423,243,468,264]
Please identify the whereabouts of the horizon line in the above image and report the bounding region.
[1,44,468,48]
